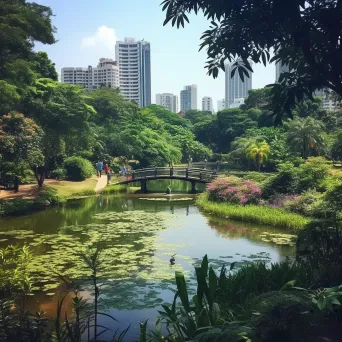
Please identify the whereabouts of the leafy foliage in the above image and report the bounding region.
[64,157,94,181]
[286,117,326,159]
[162,0,342,123]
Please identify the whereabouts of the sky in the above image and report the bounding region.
[34,0,276,111]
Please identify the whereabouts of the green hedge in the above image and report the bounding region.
[64,157,94,181]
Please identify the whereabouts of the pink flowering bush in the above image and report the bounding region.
[207,176,262,205]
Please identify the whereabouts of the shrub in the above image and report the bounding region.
[284,189,324,217]
[252,291,314,342]
[50,168,66,180]
[263,162,300,197]
[264,157,330,197]
[297,157,330,192]
[243,171,275,186]
[296,220,342,274]
[325,183,342,213]
[64,157,94,181]
[207,176,262,205]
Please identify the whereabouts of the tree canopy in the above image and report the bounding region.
[162,0,342,123]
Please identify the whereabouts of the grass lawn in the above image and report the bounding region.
[45,177,98,198]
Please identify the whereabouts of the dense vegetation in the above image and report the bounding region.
[162,0,342,123]
[2,0,342,341]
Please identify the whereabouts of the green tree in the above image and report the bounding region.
[162,0,342,123]
[184,110,213,124]
[31,52,58,81]
[243,88,271,110]
[0,0,56,113]
[0,113,44,190]
[246,140,271,171]
[331,129,342,161]
[286,117,326,159]
[26,79,96,170]
[216,108,257,152]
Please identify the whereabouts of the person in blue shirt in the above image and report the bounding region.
[96,161,103,177]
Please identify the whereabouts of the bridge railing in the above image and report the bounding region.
[130,167,216,181]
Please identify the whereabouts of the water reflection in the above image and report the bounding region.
[0,194,295,340]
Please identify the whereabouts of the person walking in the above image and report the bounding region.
[107,170,112,185]
[96,161,103,177]
[216,160,220,172]
[204,158,207,169]
[104,162,109,175]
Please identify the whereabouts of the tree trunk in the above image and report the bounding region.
[34,166,45,187]
[14,177,19,192]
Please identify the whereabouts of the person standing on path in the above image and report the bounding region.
[104,162,109,175]
[107,170,112,185]
[96,161,103,177]
[216,160,220,172]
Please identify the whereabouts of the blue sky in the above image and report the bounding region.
[35,0,275,110]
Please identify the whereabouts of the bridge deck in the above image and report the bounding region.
[114,167,217,185]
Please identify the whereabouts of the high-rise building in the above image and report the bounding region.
[156,93,178,112]
[217,99,225,112]
[202,96,213,113]
[314,89,338,111]
[225,61,252,108]
[275,61,290,82]
[180,85,197,112]
[61,58,119,90]
[115,38,151,107]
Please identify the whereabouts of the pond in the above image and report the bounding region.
[0,194,296,340]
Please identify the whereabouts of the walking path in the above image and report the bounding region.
[95,175,108,194]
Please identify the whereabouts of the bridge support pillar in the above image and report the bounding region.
[140,179,148,193]
[190,180,196,194]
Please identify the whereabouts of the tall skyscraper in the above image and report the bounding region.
[180,85,197,112]
[275,61,290,82]
[217,99,225,112]
[61,58,119,90]
[115,38,151,107]
[156,93,178,112]
[202,96,213,113]
[225,61,252,108]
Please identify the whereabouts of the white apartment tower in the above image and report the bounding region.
[61,58,119,90]
[156,93,178,112]
[217,99,226,112]
[225,61,252,108]
[202,96,213,113]
[275,61,290,82]
[115,38,151,107]
[180,85,197,112]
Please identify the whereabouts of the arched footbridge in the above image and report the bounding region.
[114,167,217,193]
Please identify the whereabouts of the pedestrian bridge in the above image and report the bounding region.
[114,167,217,193]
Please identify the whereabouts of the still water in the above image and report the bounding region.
[0,194,295,340]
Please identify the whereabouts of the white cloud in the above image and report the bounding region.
[81,26,116,51]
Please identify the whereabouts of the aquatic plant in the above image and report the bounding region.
[197,193,308,231]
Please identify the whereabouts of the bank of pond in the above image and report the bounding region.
[1,177,342,341]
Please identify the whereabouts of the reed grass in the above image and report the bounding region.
[102,184,129,194]
[196,193,308,231]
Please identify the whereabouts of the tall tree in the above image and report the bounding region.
[286,117,326,159]
[162,0,342,123]
[0,0,56,113]
[0,113,44,190]
[246,140,271,172]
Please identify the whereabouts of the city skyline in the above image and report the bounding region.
[33,0,276,110]
[180,85,198,112]
[156,93,178,112]
[225,60,253,108]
